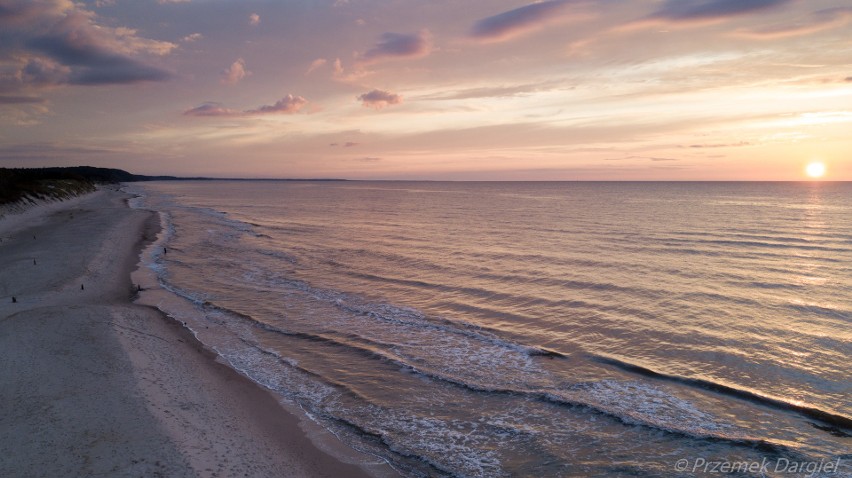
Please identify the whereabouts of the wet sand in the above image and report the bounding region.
[0,188,385,477]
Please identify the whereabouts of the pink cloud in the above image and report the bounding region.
[732,7,852,39]
[649,0,794,22]
[184,95,308,117]
[0,3,175,91]
[358,30,432,65]
[249,13,260,26]
[247,94,308,114]
[305,58,327,75]
[357,89,402,109]
[182,33,203,42]
[183,102,239,117]
[470,1,580,43]
[221,58,249,85]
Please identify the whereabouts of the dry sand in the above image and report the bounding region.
[0,188,389,477]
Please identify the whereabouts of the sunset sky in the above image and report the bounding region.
[1,0,850,180]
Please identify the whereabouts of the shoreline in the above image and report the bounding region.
[0,188,389,477]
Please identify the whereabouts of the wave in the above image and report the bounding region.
[591,354,852,434]
[634,243,844,263]
[346,269,662,300]
[659,237,848,253]
[181,295,794,453]
[321,414,458,478]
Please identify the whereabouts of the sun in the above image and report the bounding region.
[805,161,826,179]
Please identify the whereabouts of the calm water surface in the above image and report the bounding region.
[126,181,851,477]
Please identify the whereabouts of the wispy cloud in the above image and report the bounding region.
[249,13,260,26]
[0,96,47,105]
[358,89,403,109]
[184,95,308,117]
[422,82,557,100]
[687,141,751,148]
[305,58,327,75]
[470,0,582,43]
[733,7,852,39]
[182,102,239,117]
[649,0,794,23]
[221,58,249,85]
[0,141,119,161]
[182,33,203,42]
[359,31,432,64]
[246,94,308,114]
[603,155,680,162]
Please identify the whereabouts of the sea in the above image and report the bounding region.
[124,181,851,477]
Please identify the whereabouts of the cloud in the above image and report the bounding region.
[17,57,72,85]
[182,33,203,42]
[470,0,581,42]
[246,94,308,114]
[329,57,371,83]
[423,81,557,100]
[22,9,177,57]
[343,141,359,147]
[0,141,118,161]
[332,58,344,76]
[185,95,309,117]
[846,77,852,82]
[357,89,402,109]
[603,155,680,162]
[249,13,260,26]
[0,95,46,104]
[359,30,432,64]
[687,141,751,148]
[353,157,381,162]
[733,7,852,39]
[221,58,249,85]
[649,0,794,22]
[0,1,174,95]
[183,102,239,117]
[157,0,191,4]
[305,58,327,75]
[0,0,73,26]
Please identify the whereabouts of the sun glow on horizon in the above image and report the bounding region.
[805,161,827,179]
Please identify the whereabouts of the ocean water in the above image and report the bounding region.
[125,181,851,477]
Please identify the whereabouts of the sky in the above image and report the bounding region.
[1,0,850,180]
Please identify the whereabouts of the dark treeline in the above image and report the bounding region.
[1,166,348,205]
[0,166,169,205]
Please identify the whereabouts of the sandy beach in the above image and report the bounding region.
[0,188,385,477]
